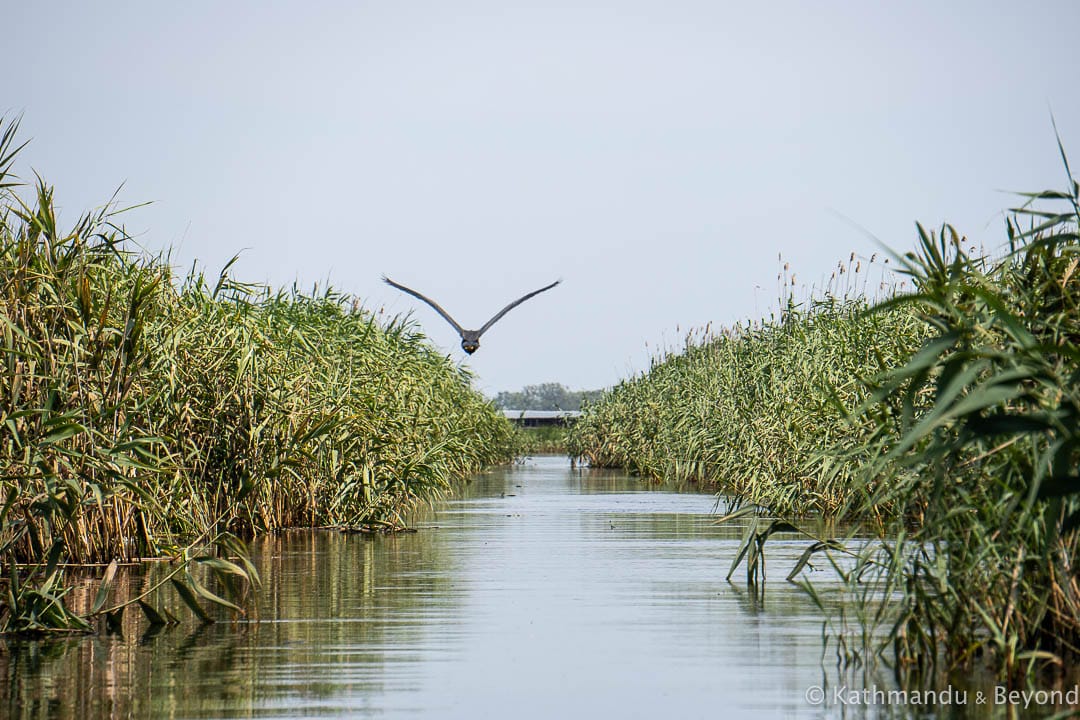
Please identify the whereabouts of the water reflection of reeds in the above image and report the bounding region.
[8,458,1065,719]
[0,527,462,718]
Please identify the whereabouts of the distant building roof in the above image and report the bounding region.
[502,410,580,427]
[501,410,582,420]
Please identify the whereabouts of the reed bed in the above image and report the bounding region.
[514,425,569,455]
[0,118,513,632]
[568,270,923,516]
[829,164,1080,677]
[568,134,1080,677]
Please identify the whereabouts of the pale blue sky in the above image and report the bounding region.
[6,1,1078,394]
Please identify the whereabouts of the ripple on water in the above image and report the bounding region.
[0,456,983,719]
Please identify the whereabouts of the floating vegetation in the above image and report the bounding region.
[0,117,514,633]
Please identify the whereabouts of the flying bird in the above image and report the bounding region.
[382,276,561,354]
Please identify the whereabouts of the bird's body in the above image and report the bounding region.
[383,276,560,354]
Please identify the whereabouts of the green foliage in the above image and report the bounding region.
[830,154,1080,675]
[493,383,603,411]
[568,288,922,516]
[571,128,1080,678]
[513,425,568,455]
[0,117,514,633]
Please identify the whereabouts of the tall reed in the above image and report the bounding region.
[568,275,922,516]
[827,144,1080,675]
[569,131,1080,677]
[0,117,514,632]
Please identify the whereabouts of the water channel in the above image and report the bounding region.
[1,456,1068,719]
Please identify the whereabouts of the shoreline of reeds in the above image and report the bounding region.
[0,117,514,633]
[568,137,1080,681]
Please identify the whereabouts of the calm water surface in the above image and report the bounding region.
[1,457,1062,719]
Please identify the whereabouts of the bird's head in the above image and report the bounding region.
[461,338,479,354]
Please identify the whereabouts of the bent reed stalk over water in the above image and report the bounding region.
[569,136,1080,679]
[0,117,514,633]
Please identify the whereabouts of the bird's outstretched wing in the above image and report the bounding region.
[477,279,561,337]
[383,276,466,336]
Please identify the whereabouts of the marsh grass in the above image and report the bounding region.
[822,144,1080,677]
[0,117,513,633]
[514,425,569,455]
[569,130,1080,679]
[568,270,922,516]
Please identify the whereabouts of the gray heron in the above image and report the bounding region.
[382,276,560,354]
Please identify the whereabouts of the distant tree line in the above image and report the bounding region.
[492,383,603,411]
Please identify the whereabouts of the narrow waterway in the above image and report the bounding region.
[2,456,1055,719]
